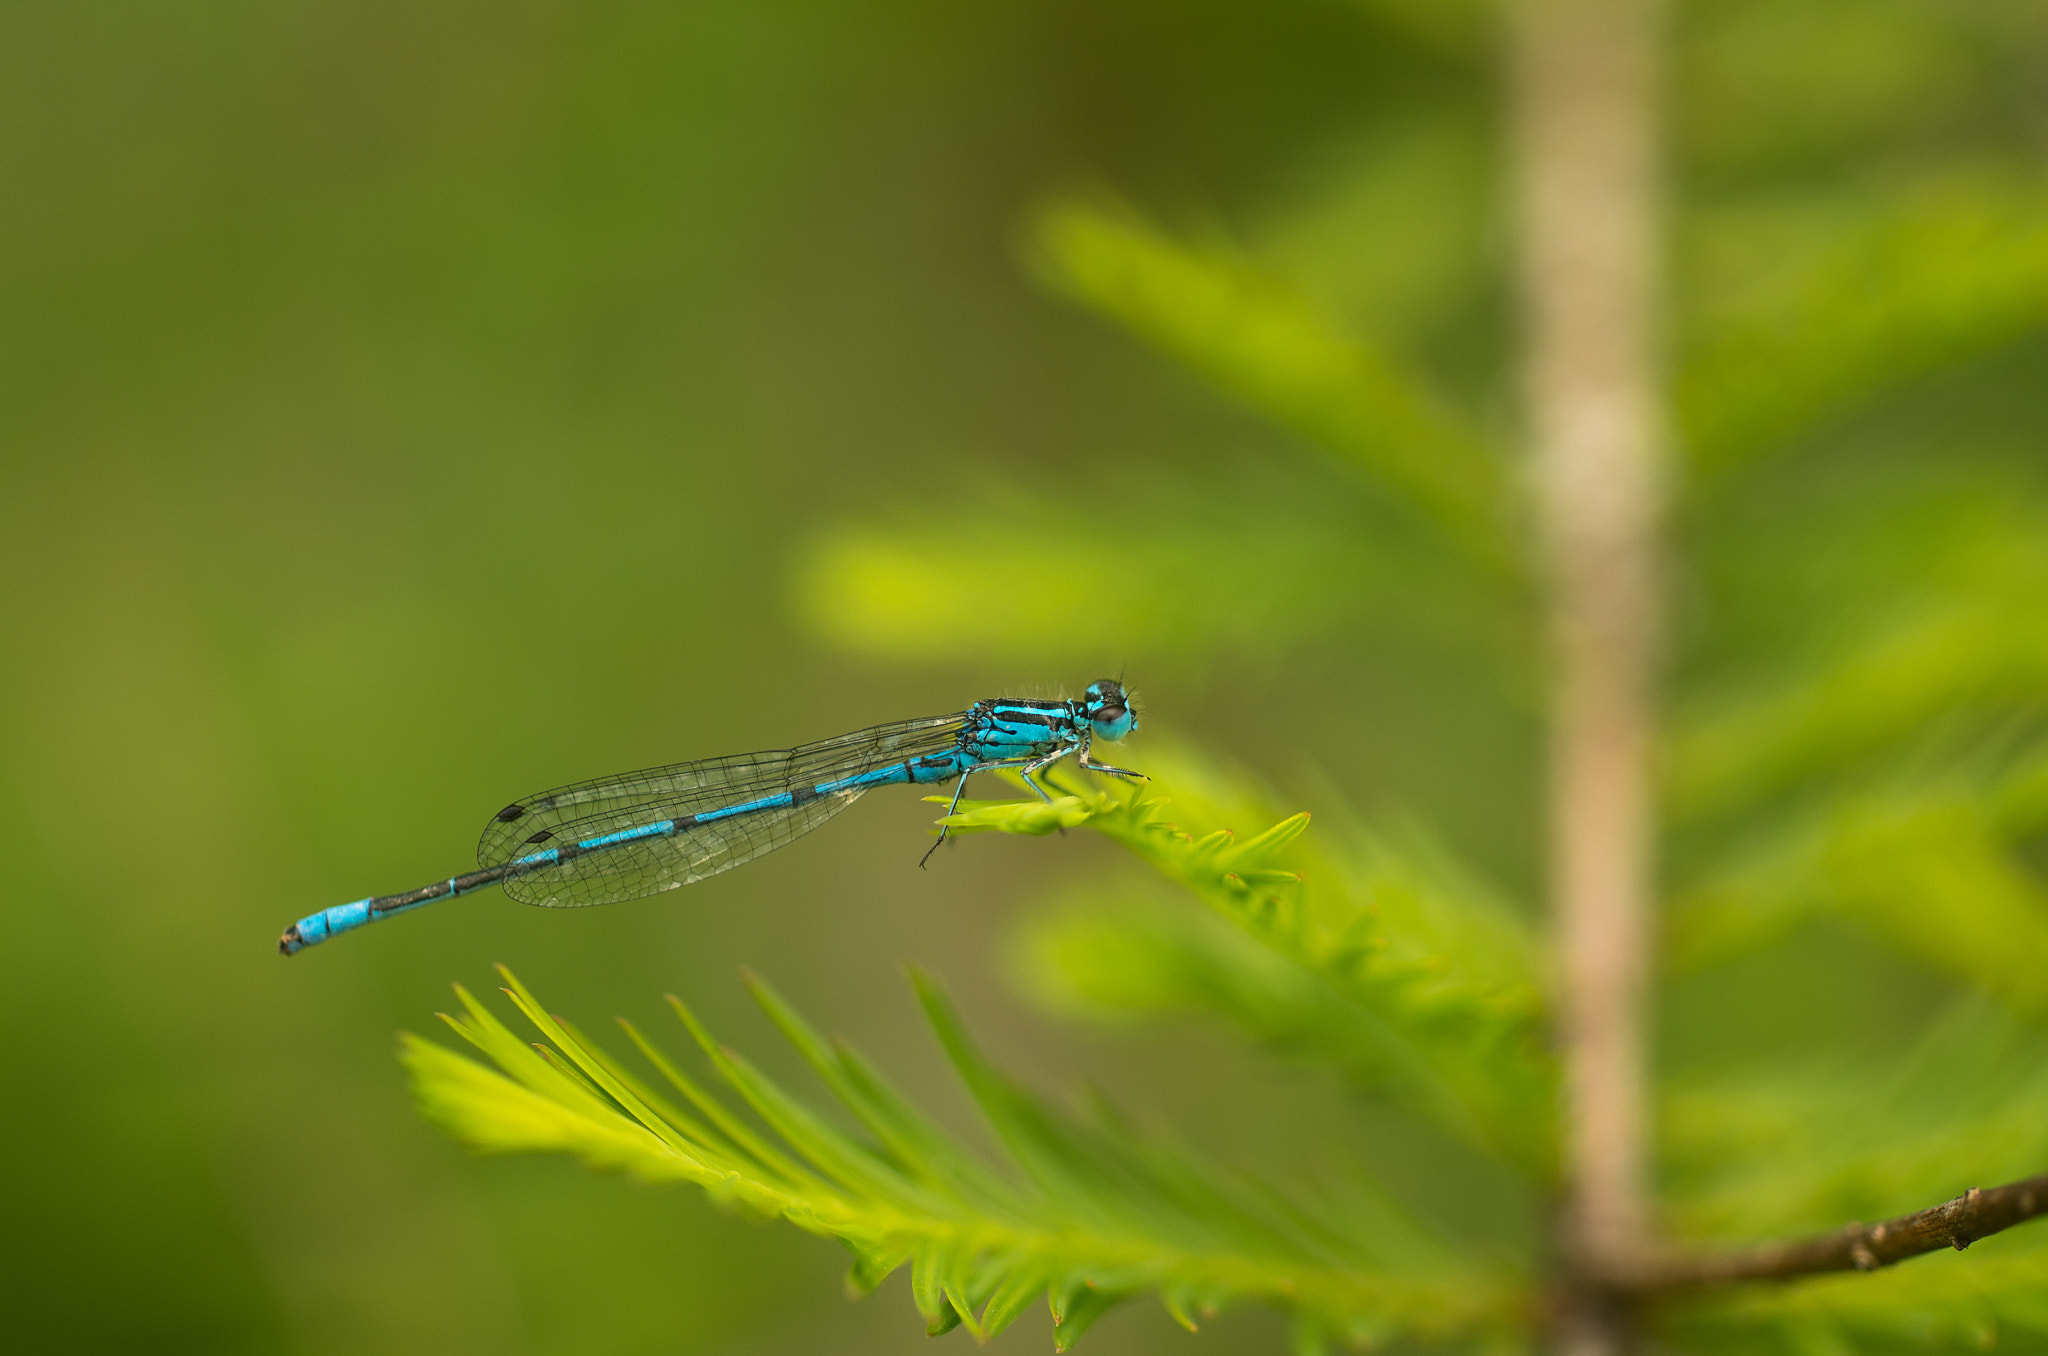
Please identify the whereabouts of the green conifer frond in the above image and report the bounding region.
[1670,480,2048,824]
[796,511,1372,663]
[1678,172,2048,471]
[1021,885,1378,1042]
[794,485,1522,666]
[1019,885,1552,1182]
[1250,110,1494,351]
[1662,999,2048,1243]
[940,760,1553,1174]
[1667,746,2048,1012]
[1028,199,1508,563]
[404,967,1529,1348]
[1664,463,2048,1007]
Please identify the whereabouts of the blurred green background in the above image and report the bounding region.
[4,0,2048,1352]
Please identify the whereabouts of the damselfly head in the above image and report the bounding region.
[1082,678,1137,741]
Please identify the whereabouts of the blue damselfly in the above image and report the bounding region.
[278,679,1143,954]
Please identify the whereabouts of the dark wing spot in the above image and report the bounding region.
[495,803,526,822]
[790,784,819,805]
[524,829,554,844]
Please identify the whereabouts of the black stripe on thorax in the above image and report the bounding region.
[991,708,1062,727]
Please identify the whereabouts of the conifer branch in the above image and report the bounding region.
[938,774,1555,1174]
[405,965,1530,1349]
[1632,1172,2048,1290]
[1028,199,1510,569]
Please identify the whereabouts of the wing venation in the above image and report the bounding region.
[477,712,968,908]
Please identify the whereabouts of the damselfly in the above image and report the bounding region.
[278,679,1144,954]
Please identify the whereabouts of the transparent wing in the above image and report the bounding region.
[499,791,866,907]
[478,712,969,908]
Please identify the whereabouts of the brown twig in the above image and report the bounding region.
[1628,1172,2048,1290]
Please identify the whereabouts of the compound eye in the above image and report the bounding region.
[1090,705,1135,741]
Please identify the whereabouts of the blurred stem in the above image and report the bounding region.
[1508,0,1665,1349]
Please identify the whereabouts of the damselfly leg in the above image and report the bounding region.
[1019,744,1085,803]
[1078,746,1148,781]
[921,770,975,868]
